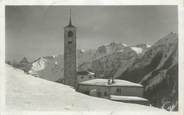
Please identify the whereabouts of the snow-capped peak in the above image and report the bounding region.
[31,57,47,71]
[146,44,151,48]
[28,55,64,81]
[131,47,143,54]
[80,49,85,53]
[121,43,128,47]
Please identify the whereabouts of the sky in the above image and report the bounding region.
[5,5,178,62]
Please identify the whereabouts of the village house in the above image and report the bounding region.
[77,78,149,105]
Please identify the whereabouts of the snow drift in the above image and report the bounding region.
[6,64,161,111]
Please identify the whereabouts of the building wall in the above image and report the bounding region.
[77,85,107,98]
[110,86,143,97]
[78,84,144,98]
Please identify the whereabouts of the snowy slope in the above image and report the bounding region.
[6,64,161,111]
[140,33,178,111]
[118,32,178,82]
[117,32,178,111]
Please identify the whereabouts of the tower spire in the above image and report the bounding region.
[69,8,72,26]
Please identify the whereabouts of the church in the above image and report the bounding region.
[63,10,95,88]
[64,10,77,88]
[63,10,149,105]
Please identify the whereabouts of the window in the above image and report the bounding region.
[97,92,101,97]
[81,76,84,79]
[116,88,121,93]
[68,31,73,37]
[84,91,89,95]
[104,92,107,96]
[68,41,72,44]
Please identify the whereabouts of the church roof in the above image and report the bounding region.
[65,9,75,28]
[79,79,143,87]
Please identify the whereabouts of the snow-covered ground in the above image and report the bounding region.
[6,64,163,112]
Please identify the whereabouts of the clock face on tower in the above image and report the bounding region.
[68,31,73,37]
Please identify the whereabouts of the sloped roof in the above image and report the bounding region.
[110,95,148,101]
[77,71,95,75]
[79,79,143,87]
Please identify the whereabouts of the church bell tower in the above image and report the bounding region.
[64,9,77,88]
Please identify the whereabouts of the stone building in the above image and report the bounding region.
[64,10,77,88]
[77,78,149,105]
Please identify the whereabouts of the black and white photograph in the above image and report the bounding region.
[1,2,183,114]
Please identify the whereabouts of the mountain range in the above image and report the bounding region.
[12,32,178,111]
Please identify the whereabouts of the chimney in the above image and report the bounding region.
[108,79,111,85]
[112,76,115,84]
